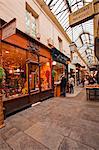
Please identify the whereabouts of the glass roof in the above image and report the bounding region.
[44,0,94,66]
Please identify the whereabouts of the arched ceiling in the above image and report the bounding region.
[44,0,94,66]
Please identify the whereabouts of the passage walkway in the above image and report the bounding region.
[66,86,83,97]
[0,90,99,150]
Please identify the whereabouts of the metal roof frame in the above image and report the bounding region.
[44,0,94,65]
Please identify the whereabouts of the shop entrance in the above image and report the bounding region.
[28,62,40,93]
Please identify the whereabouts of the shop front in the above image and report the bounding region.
[51,47,69,96]
[75,63,86,85]
[0,29,53,117]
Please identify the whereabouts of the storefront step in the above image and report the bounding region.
[4,103,31,118]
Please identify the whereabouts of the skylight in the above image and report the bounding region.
[44,0,94,65]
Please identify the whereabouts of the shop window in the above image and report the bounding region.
[1,43,28,100]
[58,37,63,52]
[31,16,36,38]
[40,56,51,91]
[52,62,64,82]
[26,11,31,34]
[25,3,38,38]
[29,63,39,92]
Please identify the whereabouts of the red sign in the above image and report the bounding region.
[2,18,16,40]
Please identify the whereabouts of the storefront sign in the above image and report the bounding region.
[2,18,16,40]
[69,3,94,27]
[52,48,68,65]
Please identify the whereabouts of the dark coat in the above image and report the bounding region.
[61,77,67,88]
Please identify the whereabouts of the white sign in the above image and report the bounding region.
[69,3,94,27]
[69,42,77,52]
[2,18,16,40]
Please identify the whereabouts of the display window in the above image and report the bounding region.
[1,43,28,100]
[40,56,51,91]
[52,62,64,82]
[1,41,52,100]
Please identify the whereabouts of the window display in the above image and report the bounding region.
[52,62,64,82]
[40,56,51,91]
[1,43,28,100]
[1,41,52,100]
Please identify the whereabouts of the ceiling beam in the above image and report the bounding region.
[65,0,72,13]
[48,0,53,6]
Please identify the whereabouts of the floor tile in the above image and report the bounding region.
[58,137,94,150]
[7,115,33,131]
[25,122,64,150]
[6,131,49,150]
[70,126,99,150]
[0,142,12,150]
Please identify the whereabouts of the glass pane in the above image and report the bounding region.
[40,56,51,91]
[31,16,36,37]
[52,0,63,13]
[26,11,31,34]
[52,62,64,82]
[29,64,39,92]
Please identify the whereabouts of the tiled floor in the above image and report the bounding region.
[0,90,99,150]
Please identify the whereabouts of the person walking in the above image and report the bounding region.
[69,76,74,94]
[61,74,67,97]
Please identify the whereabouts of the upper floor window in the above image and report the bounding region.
[25,3,38,38]
[58,37,63,51]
